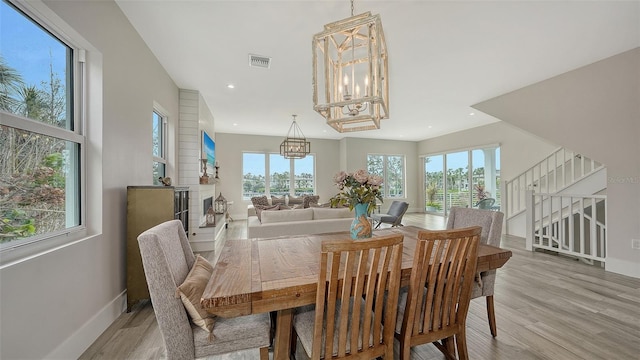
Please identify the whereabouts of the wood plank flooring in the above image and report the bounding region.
[79,213,640,359]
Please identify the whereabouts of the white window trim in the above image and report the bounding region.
[367,153,406,199]
[152,105,168,174]
[242,152,316,200]
[0,0,103,267]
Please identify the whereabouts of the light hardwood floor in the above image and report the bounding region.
[80,213,640,359]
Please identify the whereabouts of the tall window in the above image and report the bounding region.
[243,153,266,199]
[242,152,315,199]
[367,154,405,198]
[294,156,314,196]
[0,0,83,246]
[152,110,166,184]
[269,154,290,196]
[423,146,500,215]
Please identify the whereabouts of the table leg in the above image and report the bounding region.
[273,308,293,360]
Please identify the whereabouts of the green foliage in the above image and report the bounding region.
[0,209,36,243]
[426,201,442,210]
[426,183,437,202]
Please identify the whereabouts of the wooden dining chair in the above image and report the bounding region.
[395,227,481,360]
[447,207,504,337]
[291,234,404,359]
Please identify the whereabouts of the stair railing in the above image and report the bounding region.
[525,190,606,263]
[505,148,604,219]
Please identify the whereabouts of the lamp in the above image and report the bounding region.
[280,115,311,159]
[199,159,210,184]
[214,193,227,214]
[312,0,389,133]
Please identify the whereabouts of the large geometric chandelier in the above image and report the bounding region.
[280,115,311,159]
[312,0,389,133]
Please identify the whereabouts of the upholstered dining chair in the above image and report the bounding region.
[395,227,481,360]
[371,200,409,229]
[137,220,270,360]
[447,207,504,337]
[291,233,404,359]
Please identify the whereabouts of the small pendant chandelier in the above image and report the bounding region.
[312,0,389,133]
[280,115,311,159]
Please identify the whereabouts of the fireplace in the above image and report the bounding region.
[203,197,213,215]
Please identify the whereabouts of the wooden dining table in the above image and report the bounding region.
[202,226,512,359]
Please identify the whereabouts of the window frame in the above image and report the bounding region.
[0,0,93,265]
[367,153,406,199]
[242,151,316,200]
[152,106,168,184]
[422,144,501,216]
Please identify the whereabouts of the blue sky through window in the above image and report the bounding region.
[1,1,67,87]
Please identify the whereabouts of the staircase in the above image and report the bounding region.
[504,148,607,263]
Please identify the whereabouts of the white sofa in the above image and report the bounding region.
[247,207,354,239]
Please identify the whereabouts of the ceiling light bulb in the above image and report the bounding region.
[227,84,235,89]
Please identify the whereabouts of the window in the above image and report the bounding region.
[423,146,500,215]
[294,156,314,196]
[242,152,315,200]
[0,0,83,247]
[243,153,266,199]
[152,110,166,184]
[269,154,290,196]
[367,154,405,198]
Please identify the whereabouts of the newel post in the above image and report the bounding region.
[525,189,534,250]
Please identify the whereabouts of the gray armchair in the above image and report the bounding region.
[446,207,504,337]
[137,220,270,359]
[371,200,409,229]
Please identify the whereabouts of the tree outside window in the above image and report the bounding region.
[367,154,405,198]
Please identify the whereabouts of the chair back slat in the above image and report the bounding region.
[312,234,404,359]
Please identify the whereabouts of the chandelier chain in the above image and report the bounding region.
[350,0,354,16]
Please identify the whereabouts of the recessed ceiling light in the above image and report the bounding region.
[469,112,475,116]
[227,84,235,89]
[428,125,433,129]
[233,123,238,126]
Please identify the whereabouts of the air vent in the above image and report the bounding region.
[249,54,271,69]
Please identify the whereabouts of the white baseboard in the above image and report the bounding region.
[45,290,127,359]
[605,257,640,278]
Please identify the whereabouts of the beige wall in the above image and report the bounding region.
[474,48,640,277]
[0,1,180,358]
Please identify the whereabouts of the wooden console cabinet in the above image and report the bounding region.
[126,186,189,311]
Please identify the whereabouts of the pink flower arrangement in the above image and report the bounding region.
[330,170,383,211]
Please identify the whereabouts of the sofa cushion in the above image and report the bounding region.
[261,207,313,224]
[251,195,270,207]
[271,195,286,206]
[288,195,304,205]
[255,204,280,222]
[176,255,215,333]
[313,207,353,220]
[303,195,320,208]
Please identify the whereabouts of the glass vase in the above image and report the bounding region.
[350,202,372,239]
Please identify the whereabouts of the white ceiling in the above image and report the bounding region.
[115,0,639,141]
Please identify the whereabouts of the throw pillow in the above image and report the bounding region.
[288,195,303,205]
[176,255,215,333]
[310,202,331,208]
[271,195,286,205]
[255,204,280,222]
[251,195,269,207]
[303,195,320,208]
